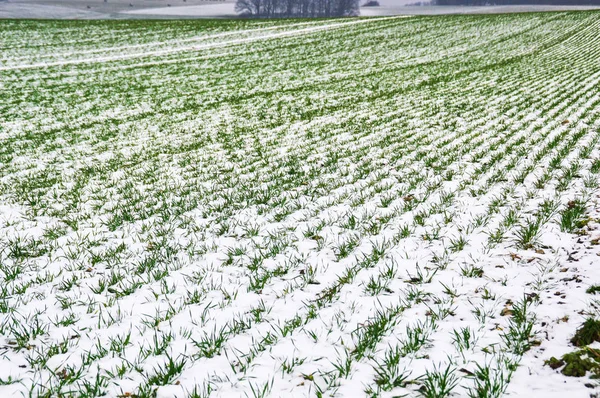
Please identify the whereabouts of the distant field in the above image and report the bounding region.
[2,12,600,398]
[0,0,238,19]
[1,0,599,18]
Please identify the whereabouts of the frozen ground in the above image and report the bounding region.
[0,0,237,19]
[1,0,599,18]
[0,2,107,18]
[121,2,236,18]
[2,10,600,398]
[361,4,600,16]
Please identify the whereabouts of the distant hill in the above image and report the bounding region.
[434,0,600,5]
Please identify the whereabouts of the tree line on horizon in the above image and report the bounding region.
[235,0,360,17]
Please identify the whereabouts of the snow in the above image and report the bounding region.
[1,11,600,398]
[122,3,237,17]
[2,0,599,19]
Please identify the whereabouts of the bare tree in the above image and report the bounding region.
[236,0,360,17]
[235,0,263,15]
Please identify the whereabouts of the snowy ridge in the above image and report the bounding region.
[1,12,600,398]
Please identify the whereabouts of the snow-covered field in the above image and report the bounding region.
[0,0,238,19]
[2,12,600,398]
[122,3,236,18]
[122,3,600,18]
[2,0,599,19]
[360,4,600,16]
